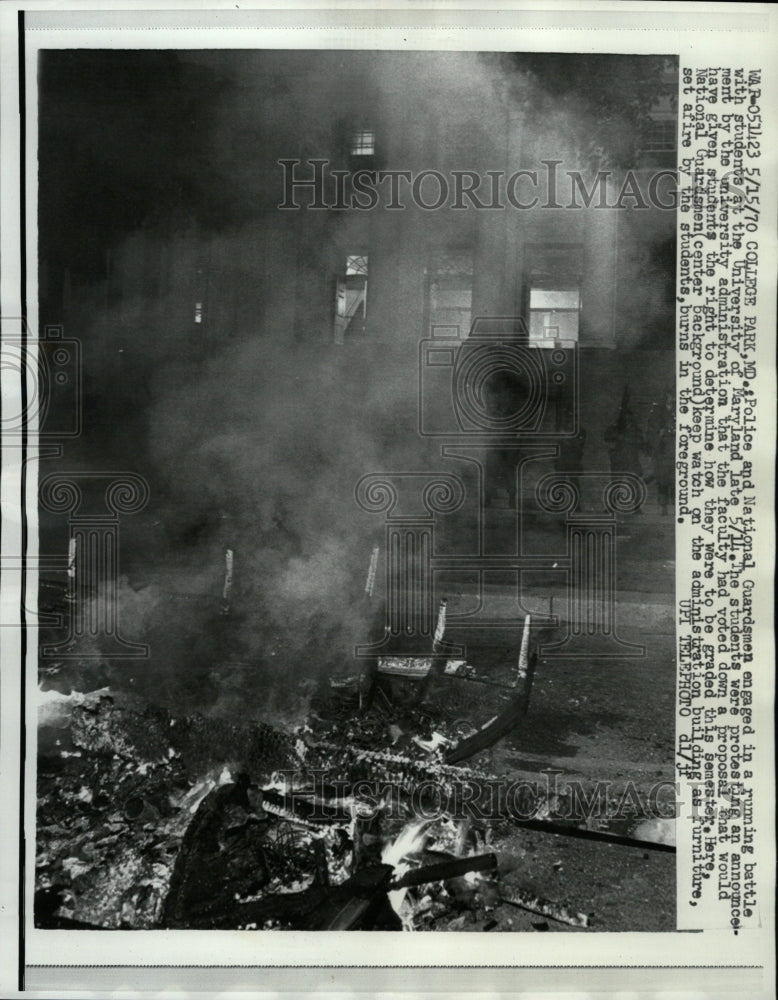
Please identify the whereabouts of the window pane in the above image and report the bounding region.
[529,309,579,345]
[530,288,580,310]
[349,130,375,156]
[335,253,369,343]
[346,254,368,276]
[344,288,365,316]
[642,118,676,152]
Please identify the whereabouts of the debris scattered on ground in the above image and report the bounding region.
[35,597,674,932]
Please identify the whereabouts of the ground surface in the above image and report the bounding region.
[35,502,676,932]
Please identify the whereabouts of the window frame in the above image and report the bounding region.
[333,250,369,343]
[424,247,475,340]
[524,243,583,349]
[348,128,376,157]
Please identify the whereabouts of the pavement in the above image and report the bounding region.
[436,498,676,635]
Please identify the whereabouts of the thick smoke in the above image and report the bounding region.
[39,51,676,716]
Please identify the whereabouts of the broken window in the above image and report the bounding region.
[333,253,368,343]
[426,249,473,339]
[349,129,376,156]
[527,246,582,348]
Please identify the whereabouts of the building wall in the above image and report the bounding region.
[39,51,677,486]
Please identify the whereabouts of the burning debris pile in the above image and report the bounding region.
[36,548,673,933]
[36,688,299,928]
[36,684,519,931]
[36,600,673,933]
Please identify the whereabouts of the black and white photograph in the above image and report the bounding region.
[33,47,682,934]
[1,5,775,995]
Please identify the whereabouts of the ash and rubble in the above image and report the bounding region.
[36,612,675,933]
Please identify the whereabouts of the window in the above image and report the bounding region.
[529,286,581,347]
[426,249,473,338]
[334,254,368,343]
[349,129,376,156]
[641,118,676,153]
[193,253,210,327]
[345,254,368,277]
[526,245,582,348]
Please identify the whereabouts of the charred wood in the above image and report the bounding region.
[389,852,497,890]
[444,678,531,765]
[501,886,589,928]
